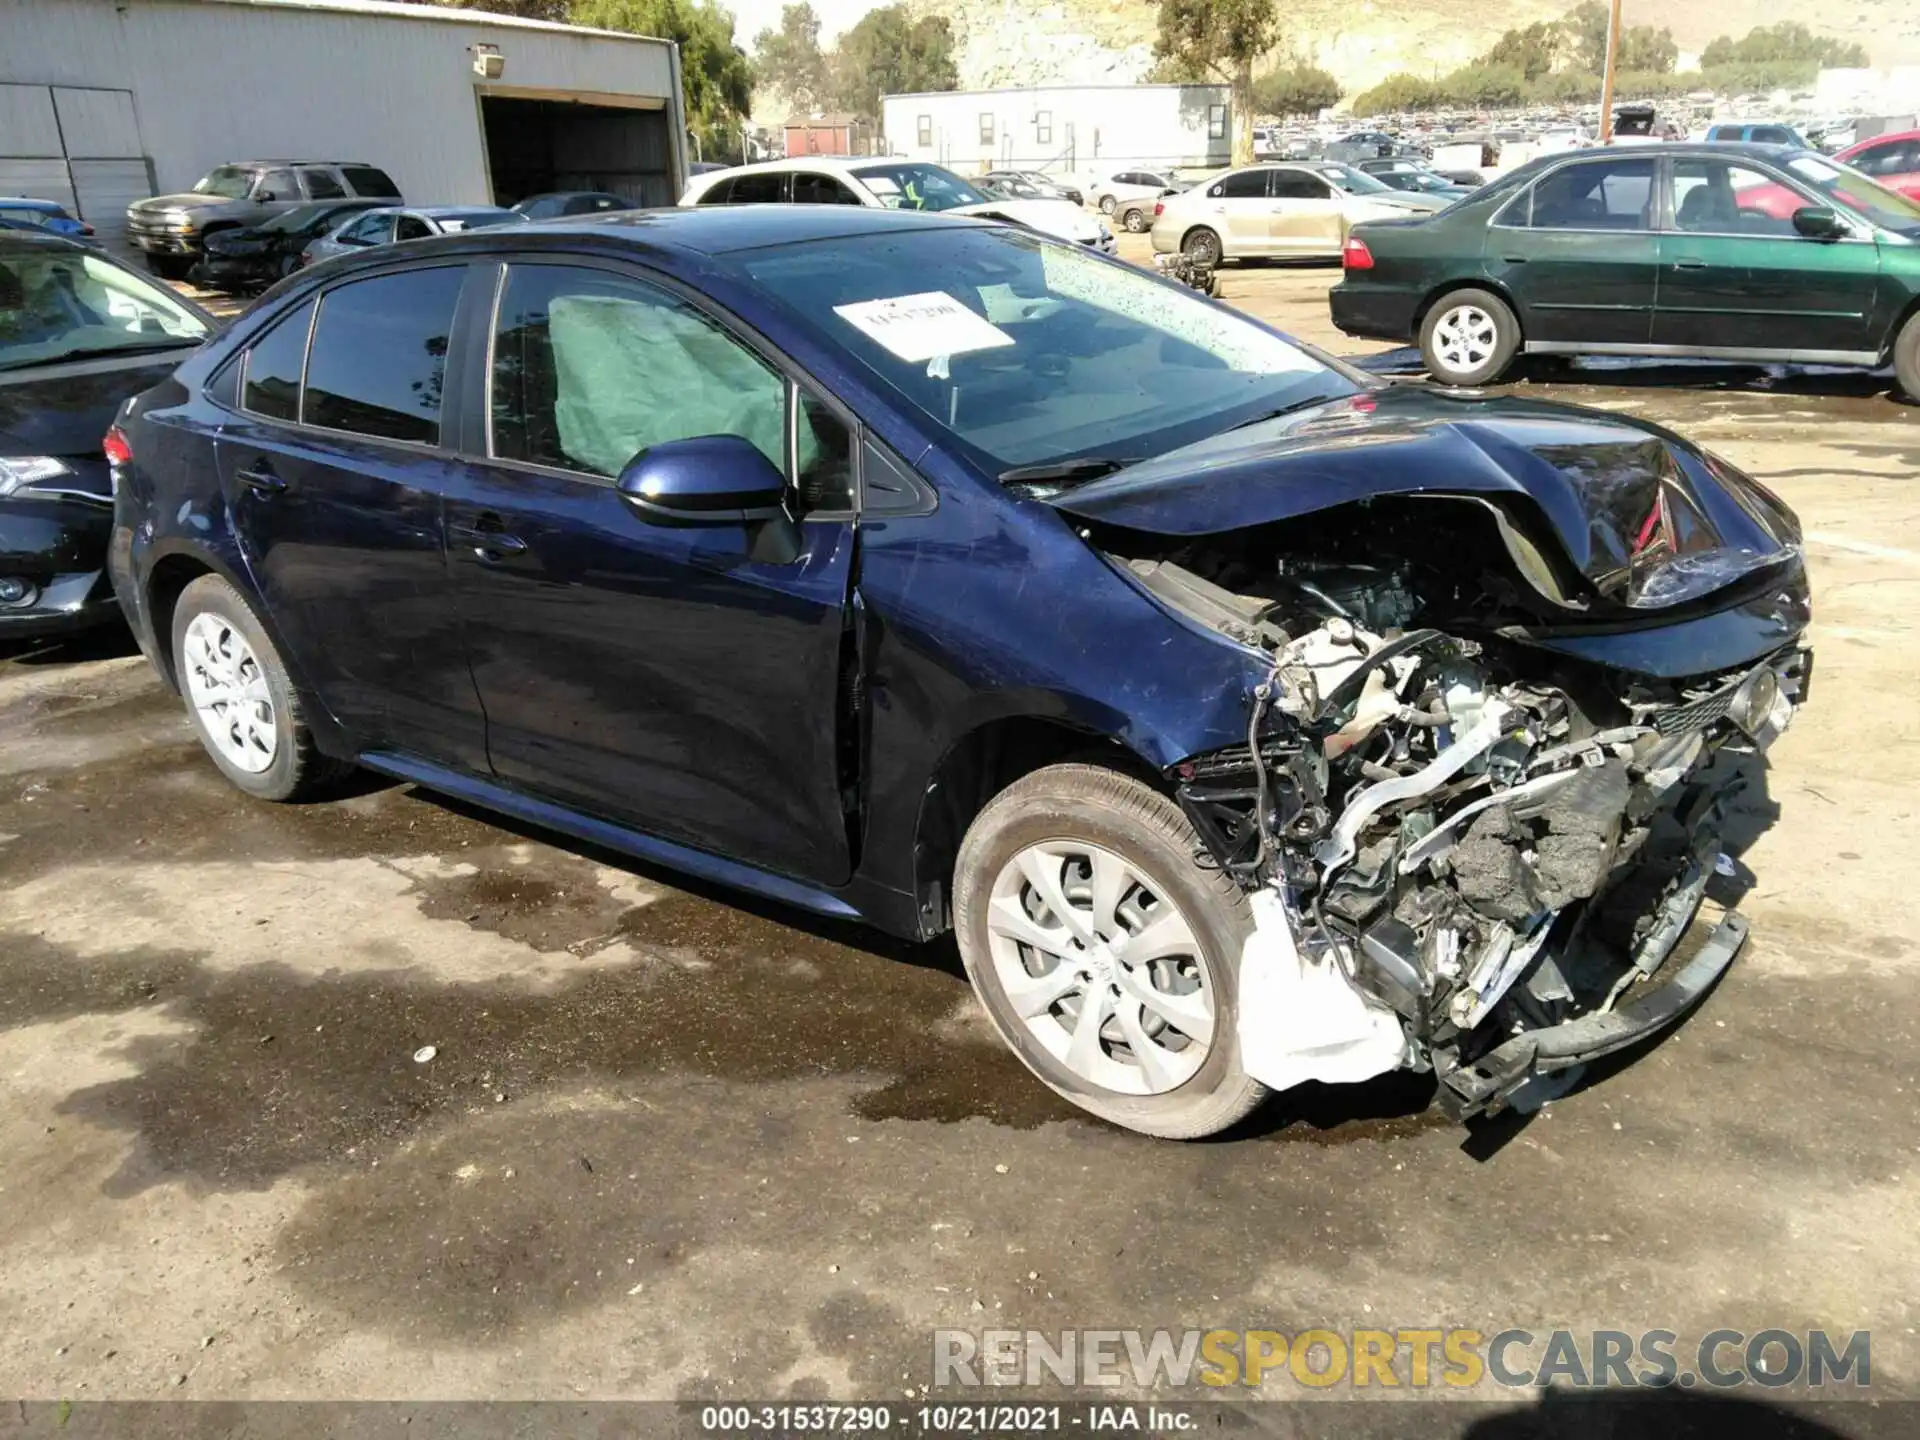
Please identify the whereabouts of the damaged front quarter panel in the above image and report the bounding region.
[1083,402,1814,1121]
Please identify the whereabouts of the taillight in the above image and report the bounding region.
[102,425,132,467]
[81,223,96,236]
[1342,235,1375,270]
[1153,200,1164,217]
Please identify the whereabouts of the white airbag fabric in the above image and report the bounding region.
[1237,889,1408,1093]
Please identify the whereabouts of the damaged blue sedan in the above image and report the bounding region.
[107,206,1810,1137]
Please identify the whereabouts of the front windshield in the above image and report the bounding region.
[193,166,256,199]
[0,249,210,371]
[1408,172,1454,192]
[740,227,1360,475]
[1317,164,1393,195]
[1786,155,1920,231]
[848,162,987,212]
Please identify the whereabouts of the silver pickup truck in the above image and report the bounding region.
[127,160,402,277]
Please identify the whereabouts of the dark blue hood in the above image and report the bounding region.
[1049,386,1801,612]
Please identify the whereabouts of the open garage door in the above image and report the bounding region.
[0,84,151,253]
[481,95,677,209]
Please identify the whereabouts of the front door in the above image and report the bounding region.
[1268,168,1344,253]
[1484,155,1660,345]
[218,265,487,767]
[445,259,860,885]
[1653,156,1884,357]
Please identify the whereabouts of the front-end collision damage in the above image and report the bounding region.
[1115,516,1809,1121]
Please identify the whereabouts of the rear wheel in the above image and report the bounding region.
[170,574,348,802]
[1122,205,1150,233]
[1099,194,1117,215]
[1181,226,1222,267]
[1419,287,1520,386]
[953,764,1267,1139]
[1894,310,1920,404]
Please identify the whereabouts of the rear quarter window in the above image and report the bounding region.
[240,299,314,422]
[341,166,402,199]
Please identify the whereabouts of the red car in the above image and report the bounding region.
[1836,129,1920,202]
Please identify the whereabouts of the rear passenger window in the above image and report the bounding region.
[793,173,860,204]
[241,299,313,422]
[341,166,402,199]
[1525,158,1654,229]
[303,267,463,444]
[302,168,346,199]
[727,172,787,203]
[695,177,734,205]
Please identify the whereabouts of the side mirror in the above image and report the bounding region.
[255,190,276,203]
[615,435,789,526]
[1792,205,1843,239]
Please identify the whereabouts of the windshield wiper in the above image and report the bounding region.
[1222,393,1336,432]
[997,456,1129,484]
[0,338,200,373]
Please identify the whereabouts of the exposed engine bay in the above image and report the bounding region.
[1115,528,1809,1119]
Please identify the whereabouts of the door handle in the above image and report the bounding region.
[1672,258,1709,270]
[450,515,529,561]
[1500,255,1529,264]
[236,462,285,495]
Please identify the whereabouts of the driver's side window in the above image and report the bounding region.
[256,168,296,201]
[488,263,853,511]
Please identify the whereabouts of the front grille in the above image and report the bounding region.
[1653,680,1737,737]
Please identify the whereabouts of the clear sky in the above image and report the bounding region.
[730,0,880,48]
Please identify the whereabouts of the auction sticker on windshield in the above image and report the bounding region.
[833,291,1014,364]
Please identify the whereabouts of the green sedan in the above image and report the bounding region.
[1328,142,1920,399]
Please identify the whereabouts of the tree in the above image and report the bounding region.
[1152,0,1280,165]
[829,6,957,122]
[1251,64,1341,118]
[1564,1,1676,75]
[1350,73,1440,116]
[1483,20,1565,81]
[751,3,830,113]
[412,0,571,19]
[1701,22,1868,70]
[571,0,754,155]
[1442,62,1528,108]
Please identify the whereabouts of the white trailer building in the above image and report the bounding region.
[1,0,686,253]
[880,84,1231,183]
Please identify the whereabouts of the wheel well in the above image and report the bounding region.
[1413,279,1524,342]
[911,716,1160,937]
[144,554,216,690]
[1180,223,1219,250]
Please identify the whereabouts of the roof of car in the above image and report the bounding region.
[0,228,89,252]
[0,197,70,213]
[1840,128,1920,150]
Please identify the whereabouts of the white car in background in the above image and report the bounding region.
[680,158,1113,253]
[1090,169,1186,220]
[1149,161,1446,266]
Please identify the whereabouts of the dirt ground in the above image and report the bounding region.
[2,244,1918,1424]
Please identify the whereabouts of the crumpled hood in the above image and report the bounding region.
[1049,386,1801,611]
[953,198,1101,244]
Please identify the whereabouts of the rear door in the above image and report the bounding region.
[1268,167,1344,251]
[442,257,861,884]
[217,265,487,766]
[1196,168,1273,255]
[1484,155,1659,345]
[1848,136,1920,201]
[1654,156,1883,357]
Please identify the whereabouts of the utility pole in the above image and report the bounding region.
[1597,0,1623,142]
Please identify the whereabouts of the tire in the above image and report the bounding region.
[1418,286,1520,386]
[1122,206,1150,233]
[952,763,1267,1139]
[1181,226,1222,267]
[1894,310,1920,404]
[1099,194,1117,215]
[144,251,193,281]
[170,574,348,802]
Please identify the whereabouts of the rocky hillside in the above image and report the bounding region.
[920,0,1920,96]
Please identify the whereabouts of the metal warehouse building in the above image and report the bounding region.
[880,84,1231,181]
[2,0,686,252]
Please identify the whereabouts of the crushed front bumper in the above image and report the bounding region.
[1435,911,1749,1120]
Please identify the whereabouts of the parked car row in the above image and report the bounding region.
[1149,161,1455,266]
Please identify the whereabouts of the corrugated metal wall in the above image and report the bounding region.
[2,0,681,224]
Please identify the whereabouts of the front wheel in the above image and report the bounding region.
[1181,226,1222,267]
[144,251,194,280]
[1099,194,1117,215]
[952,764,1267,1139]
[1894,310,1920,404]
[1419,287,1520,386]
[170,574,348,801]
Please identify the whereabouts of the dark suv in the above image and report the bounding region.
[127,161,402,278]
